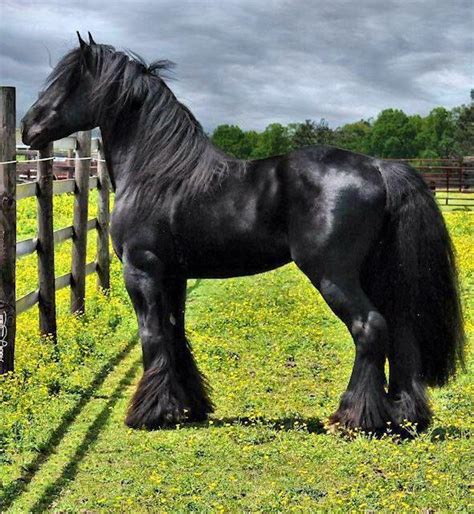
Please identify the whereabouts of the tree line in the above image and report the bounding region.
[210,103,474,160]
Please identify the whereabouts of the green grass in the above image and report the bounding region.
[0,200,472,511]
[436,191,474,211]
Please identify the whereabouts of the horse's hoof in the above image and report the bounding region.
[326,407,394,437]
[125,405,186,429]
[326,387,398,437]
[125,403,211,429]
[326,411,423,439]
[325,419,341,435]
[325,412,362,438]
[391,388,432,435]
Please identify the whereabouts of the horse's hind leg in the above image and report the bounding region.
[387,328,432,433]
[301,268,394,434]
[289,181,394,434]
[122,251,212,429]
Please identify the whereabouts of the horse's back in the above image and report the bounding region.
[280,145,385,192]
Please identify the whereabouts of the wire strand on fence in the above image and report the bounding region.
[14,156,55,163]
[0,156,106,165]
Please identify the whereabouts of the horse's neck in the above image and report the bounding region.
[99,95,240,198]
[99,111,140,191]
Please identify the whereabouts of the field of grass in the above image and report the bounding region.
[0,193,472,511]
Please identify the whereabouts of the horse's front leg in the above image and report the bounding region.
[122,252,213,429]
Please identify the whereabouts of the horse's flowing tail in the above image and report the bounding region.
[363,161,465,388]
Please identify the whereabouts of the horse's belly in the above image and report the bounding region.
[178,233,291,278]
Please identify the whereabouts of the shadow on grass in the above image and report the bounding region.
[30,357,142,513]
[140,416,470,442]
[187,279,203,297]
[0,335,139,512]
[430,425,471,441]
[138,415,327,435]
[206,416,326,434]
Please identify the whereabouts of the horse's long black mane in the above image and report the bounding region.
[46,43,243,196]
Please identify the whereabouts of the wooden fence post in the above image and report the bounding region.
[67,148,74,178]
[71,131,91,314]
[0,86,16,373]
[97,141,110,291]
[37,142,57,339]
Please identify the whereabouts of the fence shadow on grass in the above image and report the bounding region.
[0,241,204,510]
[186,278,203,296]
[187,415,326,434]
[30,357,142,513]
[0,335,138,512]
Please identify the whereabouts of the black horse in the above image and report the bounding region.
[22,34,465,435]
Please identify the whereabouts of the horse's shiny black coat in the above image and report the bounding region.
[111,148,384,280]
[22,35,465,435]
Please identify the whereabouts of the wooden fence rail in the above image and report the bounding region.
[0,86,111,374]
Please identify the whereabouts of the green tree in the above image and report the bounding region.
[291,119,334,149]
[451,103,474,157]
[210,99,472,162]
[244,130,260,156]
[334,120,371,153]
[251,123,291,158]
[211,124,252,158]
[367,109,418,158]
[415,107,456,158]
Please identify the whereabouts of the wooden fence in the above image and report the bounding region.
[16,148,99,182]
[0,86,110,374]
[396,158,474,208]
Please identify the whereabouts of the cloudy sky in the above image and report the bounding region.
[1,0,472,130]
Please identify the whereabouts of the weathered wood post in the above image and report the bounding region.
[37,142,57,339]
[0,86,16,373]
[67,148,74,178]
[96,140,110,291]
[71,131,91,314]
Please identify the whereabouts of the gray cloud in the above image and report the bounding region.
[1,0,472,130]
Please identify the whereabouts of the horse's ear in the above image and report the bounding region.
[76,31,88,52]
[76,31,93,69]
[88,32,96,45]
